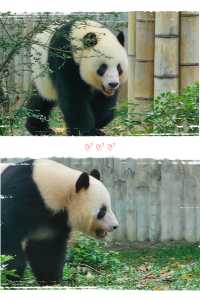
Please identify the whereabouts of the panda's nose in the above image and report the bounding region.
[108,82,119,89]
[112,225,118,230]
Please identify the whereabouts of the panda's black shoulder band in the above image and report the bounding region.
[76,172,90,193]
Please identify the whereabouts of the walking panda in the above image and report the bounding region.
[1,159,119,285]
[26,19,128,136]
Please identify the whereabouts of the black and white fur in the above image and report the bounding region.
[1,159,118,285]
[26,19,128,136]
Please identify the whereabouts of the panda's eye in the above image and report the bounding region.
[117,64,123,75]
[97,205,107,219]
[97,64,108,76]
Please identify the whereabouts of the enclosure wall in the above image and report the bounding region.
[1,158,200,242]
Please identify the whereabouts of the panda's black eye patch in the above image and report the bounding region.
[83,32,98,48]
[117,64,123,75]
[97,64,108,76]
[97,205,107,219]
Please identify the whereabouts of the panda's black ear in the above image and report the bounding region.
[117,31,125,47]
[76,172,90,193]
[90,169,101,181]
[82,32,98,48]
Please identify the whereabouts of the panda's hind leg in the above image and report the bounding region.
[26,92,56,136]
[26,237,67,286]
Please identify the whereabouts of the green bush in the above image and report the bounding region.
[68,234,122,270]
[107,83,199,136]
[62,234,125,287]
[0,255,19,286]
[144,83,199,135]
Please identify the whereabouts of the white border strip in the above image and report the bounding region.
[1,290,200,299]
[0,137,200,160]
[0,0,200,13]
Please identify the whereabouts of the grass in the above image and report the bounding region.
[1,235,200,289]
[117,242,200,289]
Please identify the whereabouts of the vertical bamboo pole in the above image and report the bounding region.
[134,12,155,117]
[128,12,136,116]
[180,12,199,90]
[118,23,128,103]
[154,12,179,97]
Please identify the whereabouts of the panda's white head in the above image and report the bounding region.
[33,159,119,239]
[71,20,128,97]
[68,169,119,239]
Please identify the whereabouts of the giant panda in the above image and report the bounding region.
[26,19,128,136]
[1,159,119,285]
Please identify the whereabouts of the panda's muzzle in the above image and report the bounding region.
[95,228,108,239]
[102,83,119,97]
[95,224,118,239]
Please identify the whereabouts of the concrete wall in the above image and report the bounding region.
[1,158,200,242]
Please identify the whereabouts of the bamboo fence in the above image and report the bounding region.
[128,11,199,118]
[1,158,200,242]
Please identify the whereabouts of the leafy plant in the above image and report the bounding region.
[68,234,122,270]
[143,83,199,135]
[62,234,126,287]
[106,83,199,136]
[0,255,19,286]
[105,101,134,136]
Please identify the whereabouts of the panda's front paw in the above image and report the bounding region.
[67,128,106,136]
[95,129,106,136]
[87,129,106,136]
[43,128,55,136]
